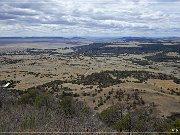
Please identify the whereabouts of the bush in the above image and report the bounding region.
[18,88,38,104]
[33,92,53,108]
[58,96,75,116]
[98,106,120,125]
[18,88,55,109]
[113,113,130,131]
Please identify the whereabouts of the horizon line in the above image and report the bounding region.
[0,36,180,38]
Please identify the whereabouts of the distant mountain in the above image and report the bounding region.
[112,37,155,42]
[114,36,180,42]
[71,37,86,40]
[0,37,71,44]
[0,36,179,44]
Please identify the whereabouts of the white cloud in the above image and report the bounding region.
[0,0,179,37]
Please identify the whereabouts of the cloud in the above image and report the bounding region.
[0,0,179,37]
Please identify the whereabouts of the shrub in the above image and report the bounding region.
[58,96,75,116]
[98,106,120,125]
[33,92,54,108]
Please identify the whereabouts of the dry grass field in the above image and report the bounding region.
[0,42,179,119]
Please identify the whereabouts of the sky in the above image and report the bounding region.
[0,0,180,37]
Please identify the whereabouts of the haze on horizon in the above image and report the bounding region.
[0,0,180,37]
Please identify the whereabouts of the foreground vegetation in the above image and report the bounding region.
[0,81,179,133]
[0,87,104,132]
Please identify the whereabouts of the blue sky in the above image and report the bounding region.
[0,0,180,37]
